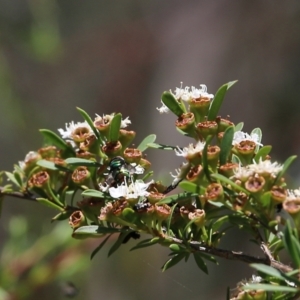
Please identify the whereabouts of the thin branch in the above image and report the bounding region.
[0,187,38,202]
[168,236,293,273]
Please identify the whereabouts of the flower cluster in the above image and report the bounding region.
[2,81,300,299]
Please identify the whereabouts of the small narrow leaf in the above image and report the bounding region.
[235,122,244,132]
[108,113,122,142]
[36,159,58,170]
[157,192,198,205]
[283,221,300,268]
[250,264,286,280]
[5,172,22,188]
[179,181,201,194]
[161,91,185,117]
[130,237,160,251]
[76,107,101,140]
[161,253,185,272]
[219,126,234,165]
[193,253,208,274]
[64,157,99,167]
[81,189,105,198]
[275,155,297,184]
[243,283,297,293]
[108,232,127,257]
[207,80,237,121]
[91,235,112,260]
[137,134,156,152]
[147,142,177,151]
[39,129,75,156]
[36,198,64,211]
[166,203,178,235]
[254,145,272,163]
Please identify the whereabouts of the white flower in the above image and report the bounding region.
[190,84,214,100]
[287,188,300,200]
[156,100,170,114]
[170,162,189,186]
[232,164,253,180]
[130,163,144,175]
[175,141,205,157]
[121,116,131,128]
[232,131,263,146]
[108,178,153,199]
[58,121,92,140]
[248,158,283,176]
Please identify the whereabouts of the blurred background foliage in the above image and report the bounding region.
[1,1,300,299]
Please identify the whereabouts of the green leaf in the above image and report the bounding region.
[39,129,75,156]
[275,155,297,185]
[169,244,185,252]
[36,159,59,170]
[36,197,64,211]
[202,135,213,181]
[108,113,122,142]
[147,142,177,151]
[243,283,297,293]
[234,122,244,132]
[211,173,249,195]
[283,221,300,268]
[130,237,160,251]
[108,232,127,257]
[81,189,105,198]
[254,145,272,163]
[137,134,156,152]
[72,225,114,239]
[193,253,208,274]
[219,126,234,165]
[51,210,73,222]
[179,181,201,194]
[231,154,241,164]
[157,192,198,205]
[64,157,99,167]
[207,80,237,121]
[76,107,101,140]
[122,208,138,223]
[161,91,185,116]
[90,234,112,260]
[250,264,286,281]
[5,172,22,188]
[166,203,178,235]
[161,253,186,271]
[212,215,230,231]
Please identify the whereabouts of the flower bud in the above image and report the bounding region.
[188,209,205,229]
[102,141,122,158]
[219,163,239,178]
[123,148,142,164]
[196,120,218,139]
[94,114,113,137]
[206,145,220,171]
[270,185,287,204]
[175,112,196,138]
[245,175,265,195]
[186,165,203,185]
[147,191,165,205]
[38,146,59,159]
[28,171,50,189]
[19,151,42,175]
[119,129,136,149]
[216,117,234,133]
[69,211,86,229]
[205,183,224,202]
[72,166,91,185]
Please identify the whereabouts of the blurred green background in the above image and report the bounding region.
[1,1,300,299]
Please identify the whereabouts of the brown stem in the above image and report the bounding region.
[168,236,293,273]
